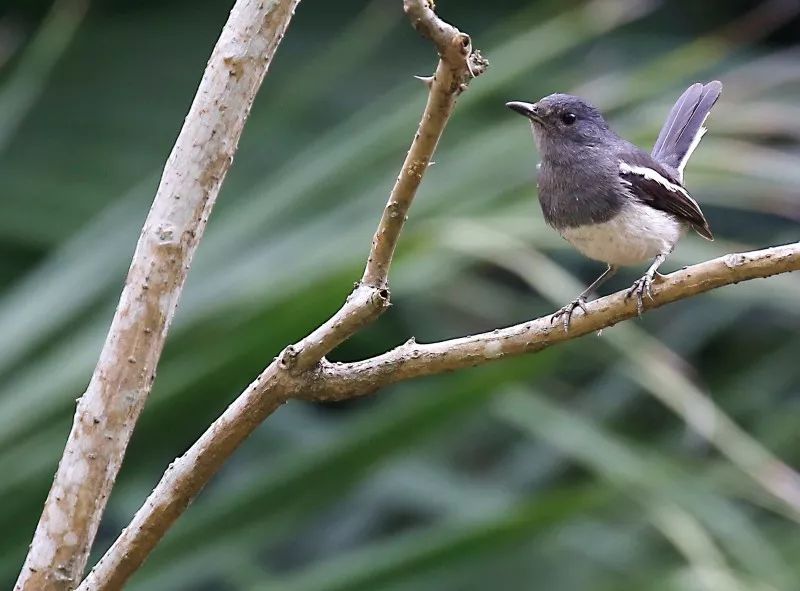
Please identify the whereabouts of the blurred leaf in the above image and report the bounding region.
[1,0,800,589]
[0,0,88,152]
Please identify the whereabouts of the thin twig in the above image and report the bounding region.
[360,0,487,290]
[15,1,301,590]
[282,284,390,374]
[75,1,485,589]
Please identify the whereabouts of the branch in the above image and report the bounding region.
[15,1,301,590]
[284,0,487,374]
[281,1,485,370]
[75,2,485,589]
[282,284,390,374]
[313,242,800,398]
[361,0,487,290]
[76,364,301,591]
[72,1,800,588]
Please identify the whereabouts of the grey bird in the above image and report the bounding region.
[506,81,722,330]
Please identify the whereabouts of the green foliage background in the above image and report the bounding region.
[1,0,799,589]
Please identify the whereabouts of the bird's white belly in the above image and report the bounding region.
[559,201,685,266]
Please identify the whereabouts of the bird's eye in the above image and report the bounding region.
[561,112,577,125]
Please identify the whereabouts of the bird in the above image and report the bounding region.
[506,81,722,331]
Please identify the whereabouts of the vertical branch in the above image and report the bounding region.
[14,1,301,589]
[360,0,487,289]
[282,0,487,370]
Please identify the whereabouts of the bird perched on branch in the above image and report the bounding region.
[506,81,722,330]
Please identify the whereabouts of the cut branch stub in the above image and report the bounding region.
[403,0,488,91]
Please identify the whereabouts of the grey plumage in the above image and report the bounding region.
[520,94,625,229]
[506,81,722,327]
[651,81,722,178]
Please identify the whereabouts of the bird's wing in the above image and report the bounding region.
[618,150,713,240]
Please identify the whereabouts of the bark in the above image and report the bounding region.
[15,1,300,590]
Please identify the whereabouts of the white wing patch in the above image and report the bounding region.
[618,161,703,214]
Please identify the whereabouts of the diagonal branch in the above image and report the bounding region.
[75,2,486,589]
[315,242,800,520]
[15,1,301,590]
[314,242,800,397]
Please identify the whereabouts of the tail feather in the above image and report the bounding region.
[651,81,722,181]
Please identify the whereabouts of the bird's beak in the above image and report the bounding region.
[506,101,541,122]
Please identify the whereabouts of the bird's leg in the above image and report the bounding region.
[627,252,668,315]
[552,265,617,332]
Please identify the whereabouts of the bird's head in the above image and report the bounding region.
[506,93,611,151]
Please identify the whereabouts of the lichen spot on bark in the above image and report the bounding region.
[484,340,503,358]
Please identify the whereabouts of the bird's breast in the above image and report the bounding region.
[558,200,686,266]
[537,159,623,229]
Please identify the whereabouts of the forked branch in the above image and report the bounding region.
[72,1,800,590]
[76,1,486,589]
[285,0,486,373]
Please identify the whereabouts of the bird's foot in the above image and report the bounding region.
[551,297,588,333]
[626,271,662,315]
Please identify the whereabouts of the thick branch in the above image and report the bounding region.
[16,1,300,590]
[76,364,302,591]
[75,2,484,588]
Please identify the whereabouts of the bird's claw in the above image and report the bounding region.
[550,297,588,333]
[626,273,656,315]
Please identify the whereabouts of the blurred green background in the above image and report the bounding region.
[2,0,800,589]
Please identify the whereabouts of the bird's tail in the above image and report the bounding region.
[651,81,722,181]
